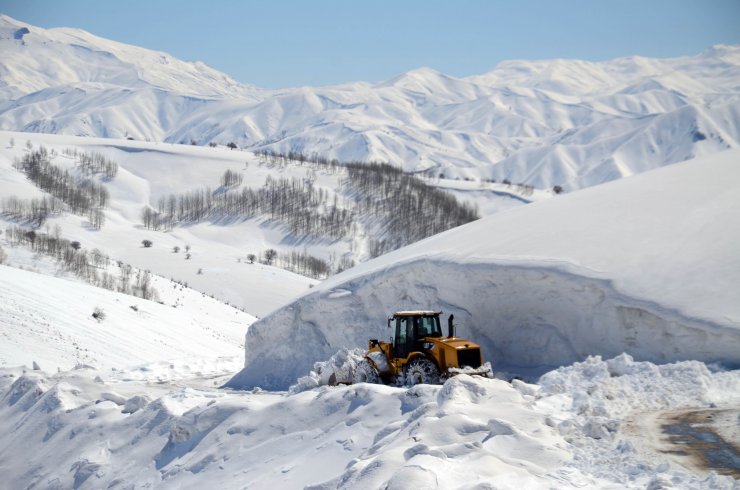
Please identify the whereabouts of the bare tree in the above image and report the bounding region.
[263,248,278,265]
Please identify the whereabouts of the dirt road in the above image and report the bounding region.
[625,407,740,478]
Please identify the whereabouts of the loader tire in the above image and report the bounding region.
[405,358,440,386]
[353,359,381,384]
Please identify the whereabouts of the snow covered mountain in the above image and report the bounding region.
[0,15,258,100]
[1,14,739,191]
[228,149,740,390]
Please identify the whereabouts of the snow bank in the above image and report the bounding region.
[288,347,365,393]
[229,150,740,390]
[529,354,740,487]
[538,353,740,420]
[1,356,737,489]
[2,365,563,489]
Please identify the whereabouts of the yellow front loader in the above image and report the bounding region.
[353,311,491,385]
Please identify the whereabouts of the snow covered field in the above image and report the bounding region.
[0,131,323,317]
[0,264,253,373]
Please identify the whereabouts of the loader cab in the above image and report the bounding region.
[389,311,443,358]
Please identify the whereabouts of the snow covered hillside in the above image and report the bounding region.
[1,131,525,317]
[0,262,254,373]
[0,132,327,317]
[229,149,740,390]
[2,14,739,190]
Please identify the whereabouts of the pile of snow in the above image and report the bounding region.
[288,347,365,393]
[0,355,737,489]
[531,354,740,487]
[538,353,740,422]
[229,149,740,390]
[2,15,739,190]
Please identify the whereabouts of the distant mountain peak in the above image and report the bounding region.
[0,15,259,100]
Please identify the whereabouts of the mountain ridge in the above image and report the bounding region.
[1,14,739,191]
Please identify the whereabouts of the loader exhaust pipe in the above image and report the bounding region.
[448,314,455,338]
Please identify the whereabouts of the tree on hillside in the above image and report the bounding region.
[142,239,153,248]
[264,248,277,265]
[25,230,36,247]
[221,169,243,187]
[227,142,238,150]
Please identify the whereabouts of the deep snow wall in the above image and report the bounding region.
[229,259,740,390]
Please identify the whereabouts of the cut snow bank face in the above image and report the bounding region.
[228,150,740,390]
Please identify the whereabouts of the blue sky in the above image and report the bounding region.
[3,0,739,88]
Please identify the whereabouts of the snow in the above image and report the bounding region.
[0,130,530,316]
[2,15,739,190]
[230,149,740,390]
[0,355,737,489]
[0,131,327,317]
[1,13,739,489]
[0,263,253,372]
[0,150,736,490]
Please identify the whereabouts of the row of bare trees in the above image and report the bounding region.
[5,225,159,301]
[11,147,111,229]
[1,196,64,226]
[63,148,119,179]
[274,249,331,279]
[142,155,479,261]
[344,162,479,256]
[143,172,353,239]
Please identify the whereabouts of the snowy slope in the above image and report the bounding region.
[1,130,530,316]
[0,131,327,317]
[0,14,258,100]
[229,149,740,390]
[0,263,254,372]
[1,15,739,190]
